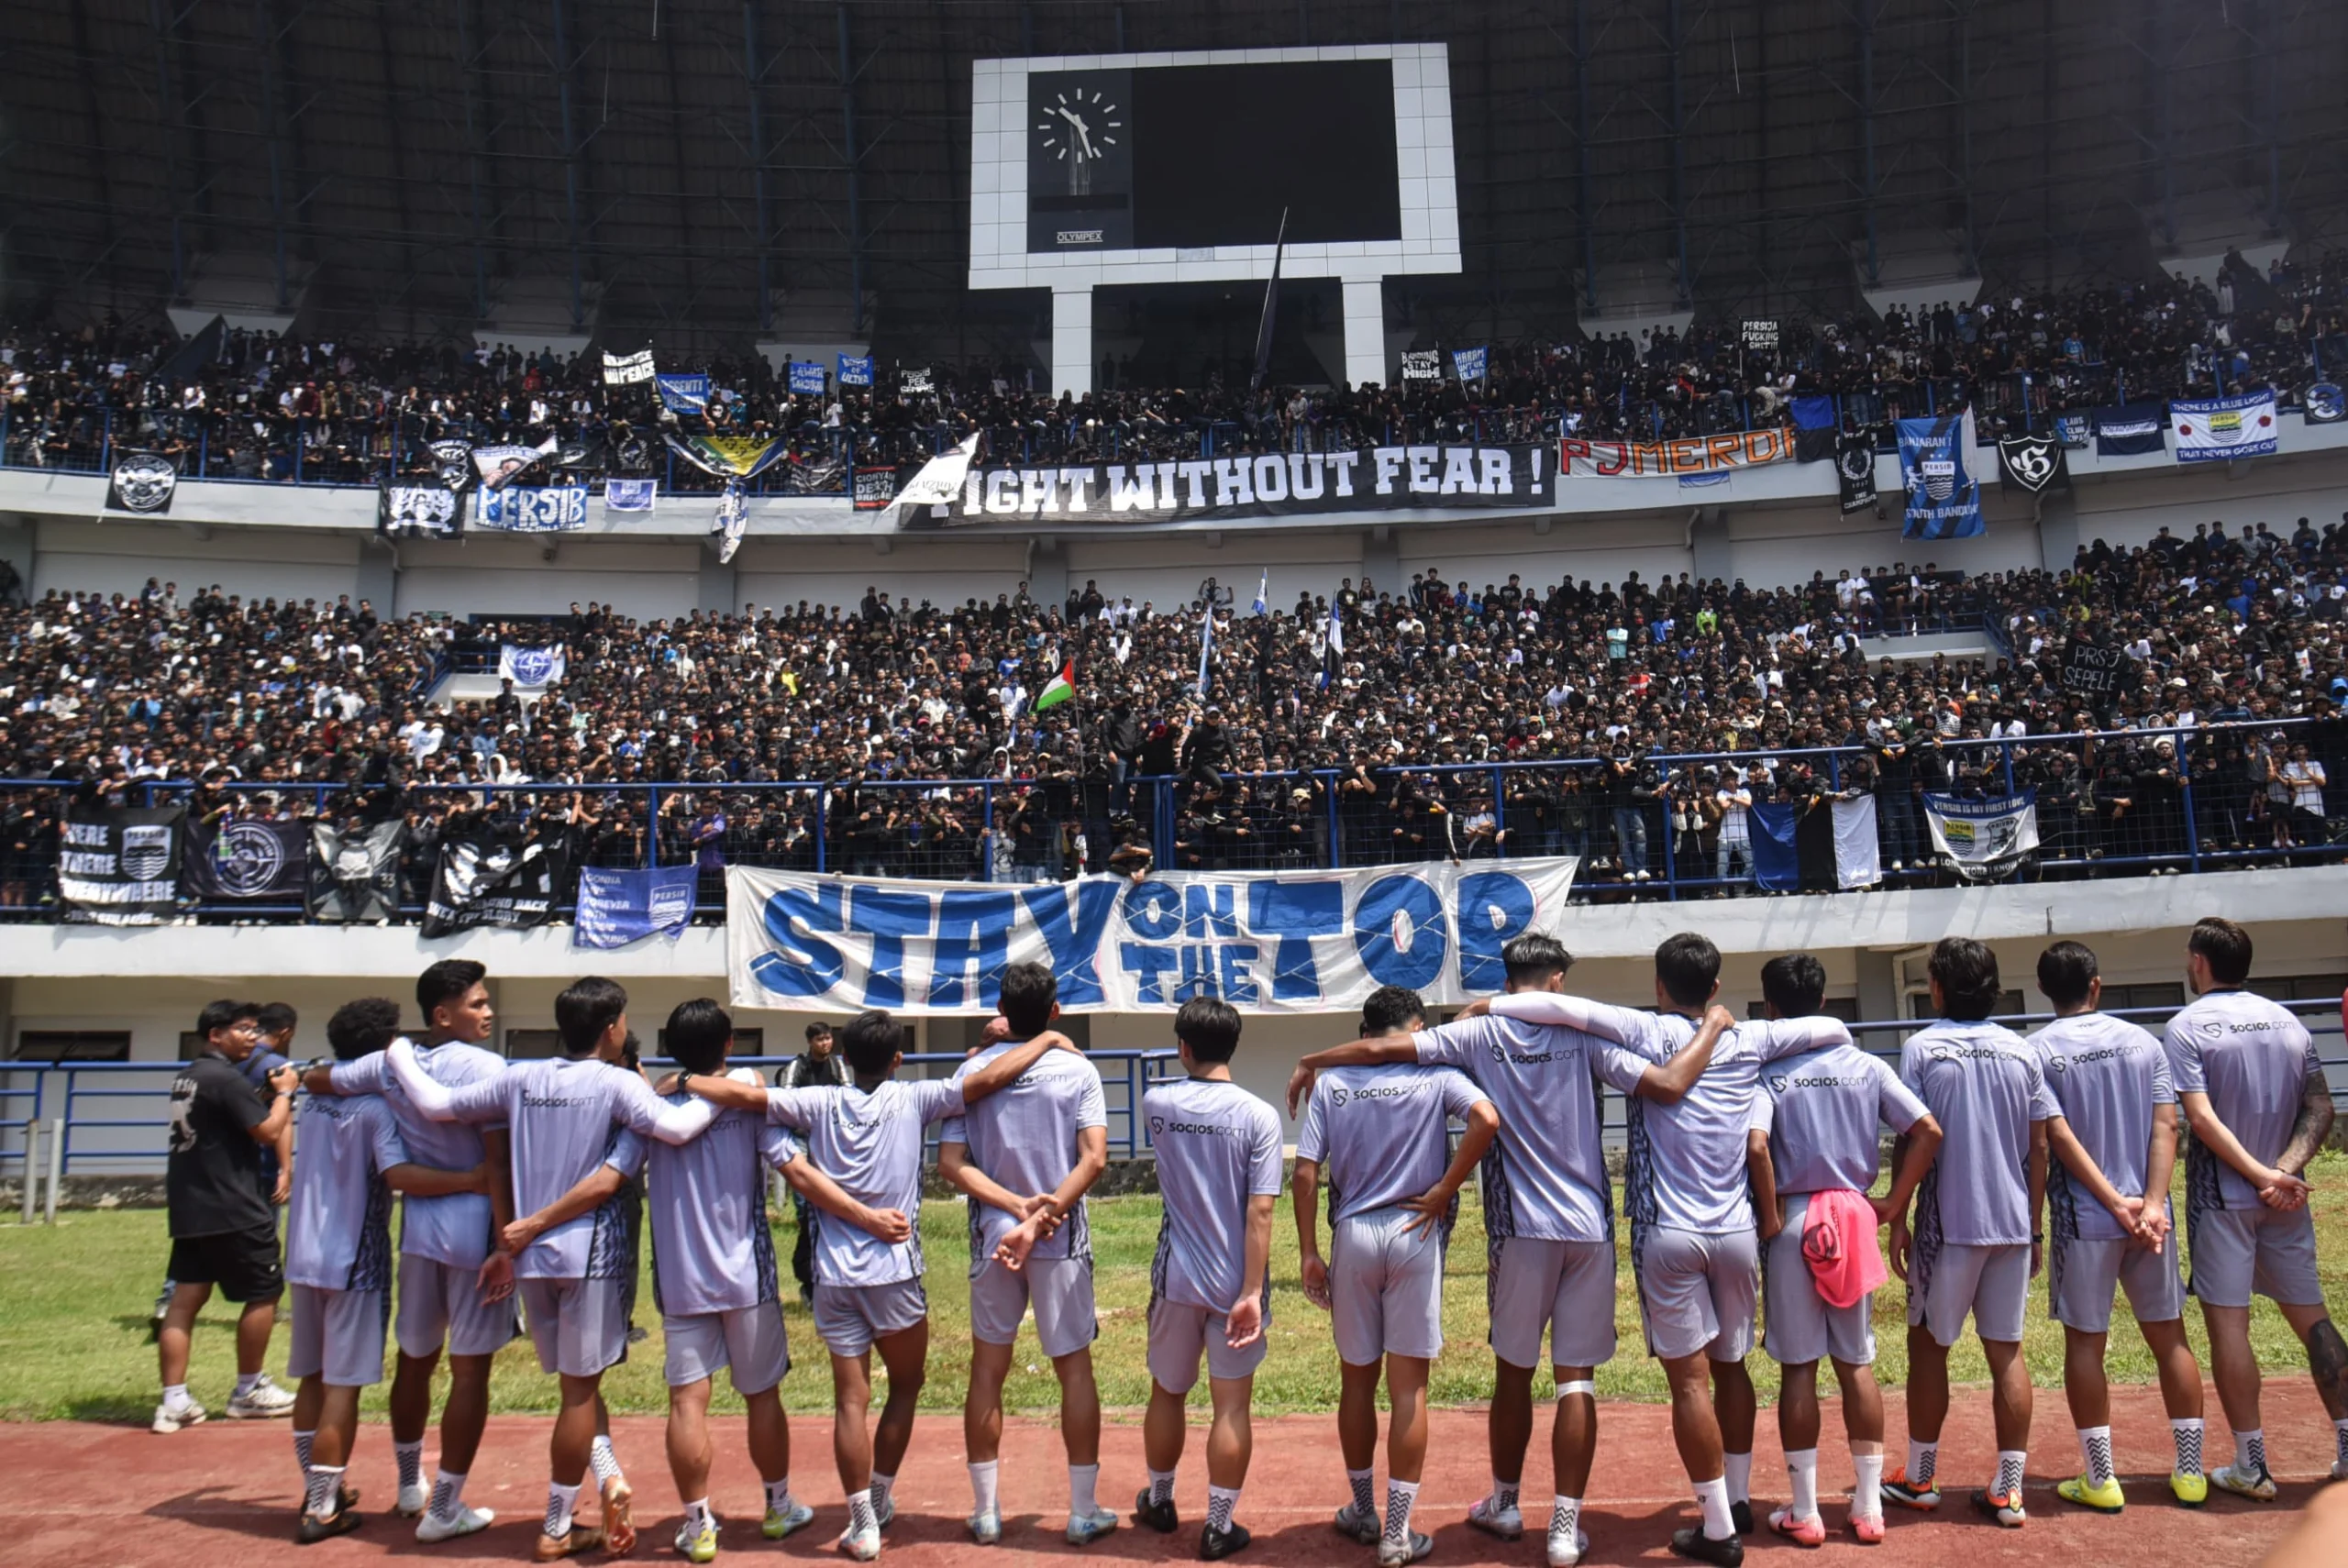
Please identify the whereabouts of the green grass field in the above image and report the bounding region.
[5,1152,2344,1422]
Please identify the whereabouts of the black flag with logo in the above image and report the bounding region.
[1998,434,2071,496]
[186,818,307,901]
[105,451,180,515]
[1835,434,1878,514]
[58,803,185,924]
[422,827,568,938]
[308,820,406,923]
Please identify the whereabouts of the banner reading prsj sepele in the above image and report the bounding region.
[727,857,1580,1015]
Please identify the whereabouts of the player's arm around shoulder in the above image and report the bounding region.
[1635,1002,1739,1103]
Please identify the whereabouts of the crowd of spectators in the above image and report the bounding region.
[1,506,2345,916]
[7,249,2348,489]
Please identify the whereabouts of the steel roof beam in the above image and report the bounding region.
[837,1,865,336]
[551,0,590,332]
[745,0,776,332]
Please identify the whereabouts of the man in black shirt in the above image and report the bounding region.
[156,999,300,1433]
[774,1021,850,1301]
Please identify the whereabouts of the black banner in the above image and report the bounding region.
[900,445,1550,530]
[421,829,567,939]
[851,465,899,511]
[2092,403,2166,458]
[186,818,306,901]
[426,437,475,492]
[309,821,406,924]
[1741,319,1780,350]
[379,483,463,538]
[1399,350,1442,382]
[1835,434,1878,514]
[1997,434,2071,495]
[105,451,178,515]
[58,803,184,925]
[898,367,934,395]
[2061,642,2136,697]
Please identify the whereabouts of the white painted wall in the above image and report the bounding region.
[31,517,365,605]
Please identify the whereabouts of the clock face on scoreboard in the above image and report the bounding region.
[1026,71,1135,252]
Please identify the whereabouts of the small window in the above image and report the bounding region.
[504,1029,562,1060]
[2265,974,2348,1003]
[16,1031,132,1063]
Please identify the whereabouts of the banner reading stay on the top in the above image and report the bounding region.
[896,444,1549,529]
[1559,427,1797,478]
[727,857,1579,1015]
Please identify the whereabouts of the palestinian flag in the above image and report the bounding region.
[1034,661,1075,712]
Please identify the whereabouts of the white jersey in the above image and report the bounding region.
[1146,1077,1284,1315]
[2163,988,2320,1215]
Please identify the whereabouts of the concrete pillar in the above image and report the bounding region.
[1051,287,1093,399]
[698,555,739,615]
[1361,529,1400,601]
[355,540,398,621]
[0,514,36,602]
[1855,948,1900,1026]
[2033,486,2082,574]
[1342,280,1386,389]
[1689,508,1733,583]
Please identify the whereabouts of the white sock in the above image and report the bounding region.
[544,1481,581,1540]
[428,1469,470,1521]
[1722,1451,1754,1506]
[305,1464,345,1521]
[1786,1449,1820,1521]
[1384,1479,1420,1545]
[2172,1419,2205,1477]
[588,1434,624,1487]
[1851,1450,1884,1522]
[764,1476,794,1514]
[394,1440,425,1494]
[969,1461,999,1515]
[1069,1462,1099,1519]
[1548,1496,1581,1543]
[233,1372,261,1398]
[1694,1476,1734,1540]
[1148,1467,1178,1507]
[294,1429,315,1479]
[1490,1474,1520,1512]
[847,1493,878,1537]
[1906,1438,1939,1489]
[1993,1449,2027,1500]
[1206,1485,1241,1534]
[162,1383,193,1411]
[870,1470,895,1511]
[2235,1429,2267,1474]
[683,1498,714,1532]
[2078,1426,2115,1487]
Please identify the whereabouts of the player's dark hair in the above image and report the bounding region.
[805,1021,834,1043]
[416,959,487,1023]
[838,1010,903,1077]
[555,976,629,1057]
[1929,937,2003,1021]
[2036,941,2099,1010]
[1758,954,1827,1018]
[1655,931,1722,1008]
[1501,933,1572,986]
[196,999,260,1042]
[664,999,733,1075]
[256,1001,298,1038]
[326,998,402,1061]
[1360,985,1425,1036]
[999,961,1059,1038]
[1175,997,1242,1063]
[621,1032,642,1074]
[2188,916,2254,986]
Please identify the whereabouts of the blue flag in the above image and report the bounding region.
[1896,414,1984,539]
[1196,610,1214,697]
[787,361,826,395]
[837,354,874,387]
[573,865,698,949]
[1452,346,1489,383]
[1252,569,1268,616]
[658,373,711,414]
[1746,803,1803,892]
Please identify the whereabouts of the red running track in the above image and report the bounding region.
[12,1382,2334,1567]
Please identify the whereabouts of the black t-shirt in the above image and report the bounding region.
[165,1051,273,1238]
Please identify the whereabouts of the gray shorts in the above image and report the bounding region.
[1146,1297,1269,1393]
[813,1277,928,1359]
[520,1276,632,1377]
[2050,1231,2186,1332]
[286,1283,389,1387]
[969,1257,1097,1361]
[2187,1205,2323,1309]
[1486,1235,1618,1371]
[1762,1196,1877,1367]
[1634,1226,1759,1363]
[394,1253,518,1360]
[1331,1206,1445,1364]
[665,1299,792,1394]
[1907,1239,2030,1345]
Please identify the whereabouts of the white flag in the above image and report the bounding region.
[895,434,981,509]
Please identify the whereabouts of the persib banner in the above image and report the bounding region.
[2172,392,2277,463]
[476,485,589,532]
[727,857,1581,1015]
[1923,790,2040,881]
[575,865,698,950]
[1559,427,1796,479]
[898,445,1549,530]
[1896,413,1983,540]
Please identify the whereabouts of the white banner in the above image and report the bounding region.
[476,485,588,532]
[604,478,657,513]
[2172,391,2277,463]
[1830,795,1881,889]
[727,857,1581,1015]
[1923,790,2039,881]
[602,348,657,385]
[498,644,568,686]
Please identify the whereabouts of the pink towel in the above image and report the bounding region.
[1800,1188,1888,1309]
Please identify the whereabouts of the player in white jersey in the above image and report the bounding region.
[302,958,512,1542]
[1290,933,1732,1568]
[679,1008,1077,1562]
[1293,986,1498,1566]
[1483,934,1857,1567]
[508,999,909,1564]
[1128,998,1284,1562]
[1880,937,2143,1531]
[2165,917,2348,1499]
[2030,941,2210,1514]
[937,963,1115,1547]
[1741,955,1941,1547]
[282,999,490,1544]
[382,976,734,1560]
